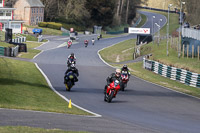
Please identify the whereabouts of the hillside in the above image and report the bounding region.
[142,0,200,25]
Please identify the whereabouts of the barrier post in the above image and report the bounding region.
[187,45,189,58]
[182,44,185,58]
[192,45,194,59]
[198,45,199,60]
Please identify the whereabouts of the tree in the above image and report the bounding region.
[65,0,90,26]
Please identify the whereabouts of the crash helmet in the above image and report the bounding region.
[71,53,74,57]
[123,64,128,70]
[115,68,121,77]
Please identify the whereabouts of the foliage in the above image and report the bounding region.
[38,0,144,28]
[39,22,62,30]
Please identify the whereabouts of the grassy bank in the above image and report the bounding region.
[18,41,43,59]
[99,39,136,63]
[0,58,91,115]
[0,126,91,133]
[140,39,200,73]
[99,39,200,98]
[136,13,147,28]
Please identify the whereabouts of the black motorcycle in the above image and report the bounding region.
[64,71,75,91]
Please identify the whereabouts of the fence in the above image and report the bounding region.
[0,45,19,57]
[0,46,4,56]
[182,28,200,41]
[12,36,26,43]
[143,58,200,88]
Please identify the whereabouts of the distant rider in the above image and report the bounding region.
[92,38,95,45]
[121,64,130,77]
[84,40,89,47]
[67,53,76,67]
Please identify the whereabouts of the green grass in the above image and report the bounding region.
[136,13,147,28]
[99,39,136,63]
[0,126,91,133]
[99,38,200,98]
[0,42,14,47]
[0,58,91,115]
[112,62,200,98]
[24,25,62,35]
[18,42,42,59]
[140,40,200,73]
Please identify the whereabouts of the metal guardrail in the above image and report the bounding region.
[143,58,200,88]
[0,46,4,56]
[12,36,26,43]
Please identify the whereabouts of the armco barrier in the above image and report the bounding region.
[143,58,200,88]
[12,36,26,43]
[0,46,4,56]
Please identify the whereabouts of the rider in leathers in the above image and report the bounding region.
[104,68,122,94]
[64,64,79,85]
[121,64,130,77]
[67,53,76,67]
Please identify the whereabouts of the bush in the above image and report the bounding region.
[39,22,62,30]
[47,22,62,30]
[39,22,48,27]
[62,23,86,31]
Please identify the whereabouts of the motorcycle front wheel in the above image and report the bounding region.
[107,91,114,103]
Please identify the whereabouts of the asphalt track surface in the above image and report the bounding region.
[1,11,200,133]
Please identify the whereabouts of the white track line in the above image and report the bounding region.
[34,41,101,117]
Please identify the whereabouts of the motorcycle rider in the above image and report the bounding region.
[84,39,89,47]
[104,68,122,94]
[67,53,76,67]
[92,38,95,45]
[64,64,79,85]
[121,64,130,77]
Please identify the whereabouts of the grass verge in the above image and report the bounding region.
[0,126,91,133]
[99,39,136,63]
[99,39,200,98]
[18,42,43,59]
[0,57,91,115]
[136,13,147,28]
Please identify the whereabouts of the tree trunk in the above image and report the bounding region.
[126,0,129,23]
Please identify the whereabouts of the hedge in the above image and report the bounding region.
[39,22,62,30]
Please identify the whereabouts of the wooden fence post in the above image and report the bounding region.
[198,45,200,60]
[192,45,194,59]
[187,45,189,58]
[182,44,185,58]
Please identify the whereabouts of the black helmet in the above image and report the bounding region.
[123,64,128,69]
[71,53,74,57]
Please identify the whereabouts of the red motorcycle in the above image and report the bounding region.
[121,72,129,91]
[104,80,120,103]
[67,40,72,48]
[84,40,88,47]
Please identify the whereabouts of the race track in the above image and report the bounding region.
[1,11,200,133]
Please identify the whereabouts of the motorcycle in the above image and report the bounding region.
[104,80,120,103]
[121,72,129,91]
[84,40,88,47]
[67,40,72,48]
[64,71,75,91]
[67,58,76,67]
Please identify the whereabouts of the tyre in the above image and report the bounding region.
[104,94,107,102]
[107,91,114,103]
[66,81,72,91]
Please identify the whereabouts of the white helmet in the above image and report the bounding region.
[115,68,121,77]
